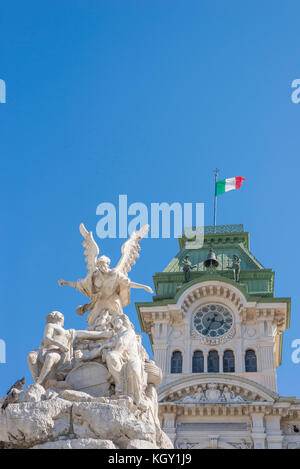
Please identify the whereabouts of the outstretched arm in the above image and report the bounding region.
[130,281,153,294]
[58,276,91,298]
[58,279,77,288]
[75,330,113,340]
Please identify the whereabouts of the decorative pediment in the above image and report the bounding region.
[173,382,248,404]
[158,374,278,404]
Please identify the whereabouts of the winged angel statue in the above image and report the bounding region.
[58,223,153,330]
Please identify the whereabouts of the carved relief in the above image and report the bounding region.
[283,424,300,435]
[232,440,253,449]
[243,326,256,338]
[173,383,249,403]
[176,438,253,449]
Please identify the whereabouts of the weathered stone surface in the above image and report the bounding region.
[126,439,158,449]
[61,389,93,402]
[0,395,172,449]
[32,438,117,449]
[0,398,72,447]
[72,401,156,446]
[44,379,74,393]
[17,383,47,403]
[156,429,174,449]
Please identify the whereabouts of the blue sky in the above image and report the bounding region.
[1,0,300,396]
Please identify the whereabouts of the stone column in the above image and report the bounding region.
[259,345,277,392]
[251,412,266,449]
[203,351,208,373]
[162,413,177,444]
[217,351,220,373]
[220,351,223,373]
[265,415,283,449]
[242,351,245,372]
[153,344,168,374]
[208,435,220,449]
[183,340,190,374]
[235,342,243,372]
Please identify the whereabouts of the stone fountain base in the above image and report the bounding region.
[0,384,172,449]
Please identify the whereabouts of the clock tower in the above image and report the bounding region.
[136,225,300,449]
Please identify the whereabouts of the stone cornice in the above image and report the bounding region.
[158,401,300,418]
[137,280,289,334]
[178,226,248,250]
[136,304,183,334]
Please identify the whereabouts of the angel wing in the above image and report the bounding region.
[115,224,149,275]
[79,223,100,272]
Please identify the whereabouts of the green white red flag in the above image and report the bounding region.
[215,177,245,196]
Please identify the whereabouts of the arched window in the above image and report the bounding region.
[245,349,257,372]
[171,351,182,373]
[192,350,204,373]
[208,350,219,373]
[223,350,235,373]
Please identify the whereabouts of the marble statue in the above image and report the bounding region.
[205,383,221,401]
[182,386,206,403]
[27,311,108,385]
[181,255,197,283]
[221,385,244,402]
[0,223,173,449]
[58,223,153,329]
[227,254,241,282]
[75,314,148,408]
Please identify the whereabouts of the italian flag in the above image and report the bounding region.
[216,177,245,196]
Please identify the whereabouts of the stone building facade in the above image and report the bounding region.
[136,225,300,449]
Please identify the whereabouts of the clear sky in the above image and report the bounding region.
[1,0,300,396]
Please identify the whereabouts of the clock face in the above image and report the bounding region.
[193,304,233,339]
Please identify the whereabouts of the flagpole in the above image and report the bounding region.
[213,168,219,231]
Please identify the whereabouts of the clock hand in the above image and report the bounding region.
[203,317,216,334]
[204,314,225,334]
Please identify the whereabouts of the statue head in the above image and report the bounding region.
[97,310,110,326]
[46,311,64,326]
[207,383,217,390]
[97,255,111,273]
[113,314,133,331]
[113,315,124,331]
